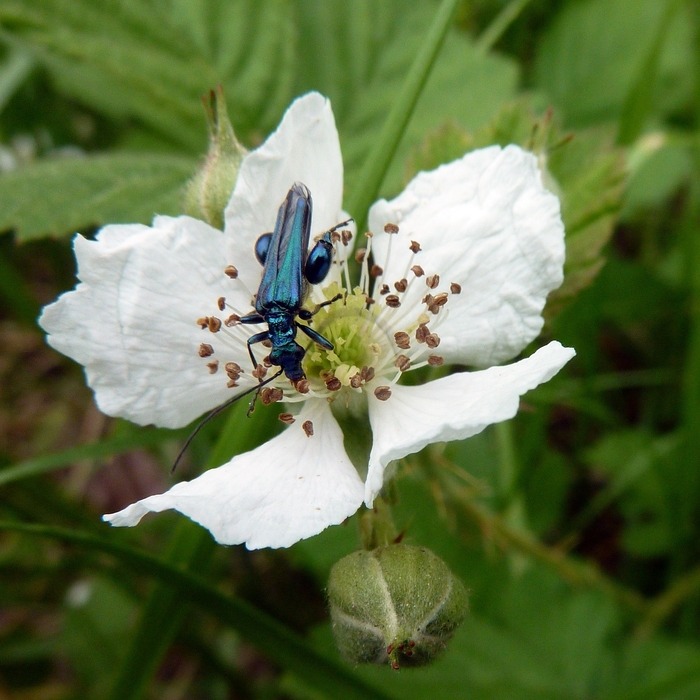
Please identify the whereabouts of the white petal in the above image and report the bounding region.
[39,217,256,428]
[224,92,345,294]
[103,400,364,549]
[364,341,575,505]
[368,145,565,367]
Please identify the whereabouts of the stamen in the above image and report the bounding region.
[342,229,353,246]
[385,295,401,308]
[252,364,267,380]
[450,282,461,294]
[428,355,444,366]
[425,333,440,348]
[426,274,440,289]
[394,354,411,372]
[224,265,238,279]
[199,343,214,357]
[196,317,209,329]
[374,386,392,401]
[206,360,219,374]
[394,331,410,349]
[279,413,295,424]
[355,248,366,263]
[227,378,239,388]
[370,264,383,278]
[295,378,310,394]
[208,317,222,333]
[302,420,314,437]
[416,325,430,344]
[394,279,407,293]
[325,376,342,391]
[384,223,399,234]
[380,284,390,295]
[409,241,421,253]
[260,387,283,405]
[224,314,241,327]
[217,297,226,311]
[411,265,424,277]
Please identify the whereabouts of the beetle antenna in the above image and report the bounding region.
[171,369,284,474]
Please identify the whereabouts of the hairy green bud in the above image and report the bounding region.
[328,544,468,669]
[183,86,247,230]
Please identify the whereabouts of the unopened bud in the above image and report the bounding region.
[183,86,247,230]
[328,544,468,668]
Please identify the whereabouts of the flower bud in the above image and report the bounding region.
[184,86,247,230]
[328,544,468,668]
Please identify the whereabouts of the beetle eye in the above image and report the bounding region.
[254,232,273,265]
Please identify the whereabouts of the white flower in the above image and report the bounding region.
[39,93,575,550]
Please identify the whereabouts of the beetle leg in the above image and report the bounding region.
[240,312,265,325]
[246,330,270,375]
[296,322,334,351]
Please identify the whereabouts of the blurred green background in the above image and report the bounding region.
[1,0,700,698]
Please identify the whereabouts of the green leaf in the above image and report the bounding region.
[533,0,694,129]
[0,0,296,149]
[0,426,185,488]
[0,519,394,700]
[0,152,196,239]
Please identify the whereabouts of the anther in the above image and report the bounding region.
[409,240,421,253]
[331,230,341,244]
[302,420,314,437]
[224,313,241,327]
[341,229,353,246]
[260,387,284,405]
[349,373,362,389]
[225,361,242,377]
[279,413,295,425]
[361,366,375,382]
[374,386,392,401]
[217,297,226,311]
[394,331,410,349]
[432,292,448,306]
[325,376,342,392]
[395,354,411,372]
[294,378,310,394]
[252,364,267,380]
[262,339,272,349]
[384,223,399,234]
[425,333,441,348]
[226,378,239,388]
[365,296,376,305]
[224,265,238,279]
[411,264,425,277]
[196,317,209,329]
[385,295,401,308]
[206,360,219,374]
[208,316,222,333]
[355,247,367,263]
[380,284,390,295]
[198,343,214,357]
[394,278,407,293]
[262,355,272,367]
[426,274,440,289]
[370,264,383,278]
[422,293,434,306]
[450,282,462,294]
[428,354,444,366]
[415,325,430,344]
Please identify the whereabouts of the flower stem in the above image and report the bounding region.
[346,0,461,230]
[475,0,534,55]
[636,563,700,639]
[359,493,399,550]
